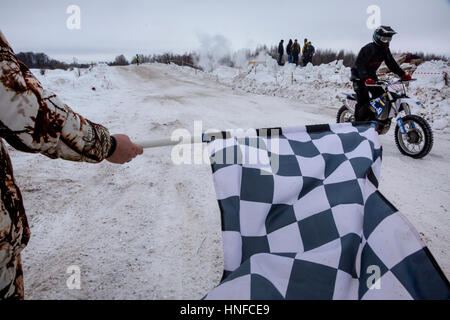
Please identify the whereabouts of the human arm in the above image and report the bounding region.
[385,48,406,78]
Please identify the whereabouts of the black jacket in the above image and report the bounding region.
[286,41,292,55]
[304,45,315,58]
[278,42,284,55]
[351,42,405,80]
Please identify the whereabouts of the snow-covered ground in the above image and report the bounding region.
[6,60,449,299]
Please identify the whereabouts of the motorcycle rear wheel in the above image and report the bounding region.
[337,105,354,123]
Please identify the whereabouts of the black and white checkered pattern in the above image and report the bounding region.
[204,122,450,300]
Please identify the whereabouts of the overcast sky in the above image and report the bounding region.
[1,0,449,62]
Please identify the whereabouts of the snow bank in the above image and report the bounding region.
[411,60,449,90]
[170,57,354,116]
[32,63,119,93]
[408,61,450,132]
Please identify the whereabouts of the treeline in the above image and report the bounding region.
[18,48,448,71]
[16,52,89,70]
[135,53,196,67]
[108,53,198,68]
[108,54,129,66]
[111,47,448,71]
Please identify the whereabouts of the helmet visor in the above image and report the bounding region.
[376,34,392,43]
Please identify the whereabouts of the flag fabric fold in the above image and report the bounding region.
[204,122,449,300]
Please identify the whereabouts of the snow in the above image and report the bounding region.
[6,61,449,299]
[175,57,450,133]
[39,64,118,92]
[433,118,448,130]
[411,60,449,90]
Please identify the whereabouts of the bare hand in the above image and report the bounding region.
[106,134,143,164]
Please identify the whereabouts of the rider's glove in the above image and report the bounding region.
[401,73,412,81]
[365,78,376,85]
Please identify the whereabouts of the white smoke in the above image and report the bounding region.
[194,34,275,72]
[231,49,251,69]
[194,34,233,72]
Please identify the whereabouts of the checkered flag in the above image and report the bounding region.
[203,122,449,300]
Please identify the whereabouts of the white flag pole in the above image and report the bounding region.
[136,132,230,149]
[135,137,196,149]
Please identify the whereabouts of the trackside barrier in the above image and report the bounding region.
[413,71,448,86]
[379,71,448,86]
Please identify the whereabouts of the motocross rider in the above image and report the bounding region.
[351,26,412,122]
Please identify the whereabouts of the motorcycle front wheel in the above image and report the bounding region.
[394,115,433,159]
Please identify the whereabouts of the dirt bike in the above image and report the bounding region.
[337,79,433,159]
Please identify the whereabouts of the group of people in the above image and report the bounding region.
[278,38,315,66]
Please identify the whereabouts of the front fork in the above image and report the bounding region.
[371,117,414,135]
[396,117,407,134]
[396,116,415,134]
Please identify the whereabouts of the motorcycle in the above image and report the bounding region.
[337,79,433,159]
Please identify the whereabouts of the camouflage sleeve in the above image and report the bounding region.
[0,32,111,163]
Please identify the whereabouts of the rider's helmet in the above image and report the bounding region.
[373,26,397,46]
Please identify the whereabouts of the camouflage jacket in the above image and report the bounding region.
[0,31,112,283]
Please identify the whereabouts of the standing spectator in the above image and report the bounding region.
[286,39,293,63]
[302,39,308,55]
[307,41,315,65]
[277,40,284,65]
[292,39,301,66]
[303,41,315,66]
[302,39,308,66]
[135,54,140,66]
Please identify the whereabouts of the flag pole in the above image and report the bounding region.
[136,131,230,149]
[136,137,197,149]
